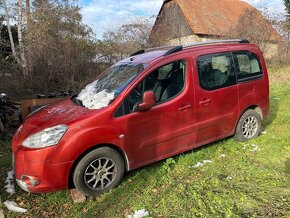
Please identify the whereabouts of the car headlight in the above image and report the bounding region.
[22,124,68,148]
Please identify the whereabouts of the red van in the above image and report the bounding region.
[12,39,269,196]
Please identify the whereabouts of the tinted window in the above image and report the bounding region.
[197,53,236,91]
[234,51,263,82]
[114,60,186,117]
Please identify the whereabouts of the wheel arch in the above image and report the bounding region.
[233,105,262,142]
[242,105,263,119]
[234,105,262,132]
[68,143,129,189]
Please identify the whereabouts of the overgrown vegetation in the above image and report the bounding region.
[0,0,154,99]
[0,0,99,98]
[0,67,289,217]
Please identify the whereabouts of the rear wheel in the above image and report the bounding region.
[234,109,261,142]
[73,147,125,197]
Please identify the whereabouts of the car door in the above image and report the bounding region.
[233,50,269,117]
[113,57,195,168]
[193,52,239,145]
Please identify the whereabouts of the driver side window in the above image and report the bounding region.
[114,60,186,117]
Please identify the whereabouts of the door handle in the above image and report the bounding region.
[178,104,192,111]
[199,98,212,105]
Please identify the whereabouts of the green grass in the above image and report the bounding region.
[0,68,289,217]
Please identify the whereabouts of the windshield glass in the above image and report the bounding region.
[77,63,146,110]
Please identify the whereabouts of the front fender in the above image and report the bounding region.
[50,126,125,164]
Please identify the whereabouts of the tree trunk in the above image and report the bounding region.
[3,0,21,65]
[25,0,30,30]
[0,21,3,38]
[18,0,28,77]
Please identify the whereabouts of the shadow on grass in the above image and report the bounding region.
[263,97,280,128]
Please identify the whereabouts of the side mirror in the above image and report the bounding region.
[137,91,156,111]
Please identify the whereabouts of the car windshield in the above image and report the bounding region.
[76,63,146,110]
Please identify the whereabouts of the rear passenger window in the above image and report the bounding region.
[234,51,263,82]
[197,53,236,91]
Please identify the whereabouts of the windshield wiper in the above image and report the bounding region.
[71,95,84,107]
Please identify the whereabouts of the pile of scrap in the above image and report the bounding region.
[37,90,74,99]
[0,91,73,133]
[0,93,21,133]
[20,90,73,119]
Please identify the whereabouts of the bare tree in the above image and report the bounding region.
[25,0,30,29]
[23,0,97,92]
[2,0,28,77]
[3,0,21,64]
[17,0,28,77]
[96,17,153,63]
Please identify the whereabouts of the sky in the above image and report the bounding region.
[79,0,286,37]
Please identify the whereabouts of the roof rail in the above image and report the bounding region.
[164,45,182,56]
[130,39,250,57]
[130,50,145,57]
[130,45,176,57]
[183,39,250,48]
[146,45,177,52]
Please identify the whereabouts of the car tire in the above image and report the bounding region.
[234,109,261,142]
[73,147,125,197]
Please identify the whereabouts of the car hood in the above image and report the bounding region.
[18,98,93,139]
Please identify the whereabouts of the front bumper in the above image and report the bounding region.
[16,178,30,192]
[13,147,74,193]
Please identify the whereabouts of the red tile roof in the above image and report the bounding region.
[157,0,282,42]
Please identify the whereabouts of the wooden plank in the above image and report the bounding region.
[20,98,65,119]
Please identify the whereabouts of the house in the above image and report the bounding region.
[149,0,282,57]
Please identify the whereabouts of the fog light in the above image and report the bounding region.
[21,175,40,187]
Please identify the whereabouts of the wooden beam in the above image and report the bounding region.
[20,98,65,119]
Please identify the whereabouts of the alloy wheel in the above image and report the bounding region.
[84,157,117,190]
[242,115,258,139]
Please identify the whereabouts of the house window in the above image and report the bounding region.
[197,53,236,91]
[234,51,263,82]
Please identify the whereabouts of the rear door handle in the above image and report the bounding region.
[199,98,212,105]
[178,104,192,111]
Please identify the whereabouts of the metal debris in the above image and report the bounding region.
[0,93,21,133]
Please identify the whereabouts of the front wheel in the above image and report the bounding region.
[73,147,125,197]
[234,109,261,142]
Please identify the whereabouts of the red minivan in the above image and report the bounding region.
[12,39,269,196]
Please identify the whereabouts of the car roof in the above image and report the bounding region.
[120,50,168,64]
[121,39,259,65]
